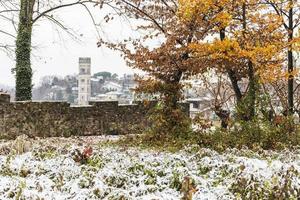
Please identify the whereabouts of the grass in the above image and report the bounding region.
[103,133,200,153]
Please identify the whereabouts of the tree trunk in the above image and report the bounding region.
[247,61,256,119]
[215,106,230,129]
[170,70,183,109]
[220,29,243,102]
[287,2,294,114]
[15,0,34,101]
[242,3,257,120]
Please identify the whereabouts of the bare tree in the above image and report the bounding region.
[198,72,235,128]
[0,0,19,55]
[0,0,104,101]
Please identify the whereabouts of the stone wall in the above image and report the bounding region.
[0,94,189,139]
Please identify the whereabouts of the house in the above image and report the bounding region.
[102,81,122,92]
[186,97,215,119]
[105,91,124,100]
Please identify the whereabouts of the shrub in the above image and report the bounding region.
[146,102,192,139]
[230,166,300,199]
[170,171,183,191]
[197,117,300,151]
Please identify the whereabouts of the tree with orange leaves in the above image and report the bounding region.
[180,0,286,120]
[100,0,235,136]
[100,0,295,136]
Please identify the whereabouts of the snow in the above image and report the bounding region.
[0,136,299,199]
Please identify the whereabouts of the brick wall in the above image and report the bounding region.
[0,94,189,139]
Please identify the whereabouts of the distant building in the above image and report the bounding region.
[102,81,122,92]
[78,57,91,106]
[105,91,124,100]
[186,97,215,119]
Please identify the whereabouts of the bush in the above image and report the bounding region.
[146,102,192,138]
[129,101,194,150]
[230,166,300,199]
[197,117,300,151]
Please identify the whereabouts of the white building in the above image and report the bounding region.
[105,91,124,100]
[78,57,91,106]
[102,81,122,92]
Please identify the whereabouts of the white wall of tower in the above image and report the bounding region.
[78,58,91,106]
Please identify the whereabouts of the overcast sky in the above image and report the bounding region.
[0,3,141,87]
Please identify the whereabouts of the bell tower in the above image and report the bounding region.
[78,57,91,106]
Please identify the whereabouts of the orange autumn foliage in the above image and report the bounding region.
[179,0,288,83]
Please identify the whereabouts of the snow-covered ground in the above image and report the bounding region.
[0,136,299,199]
